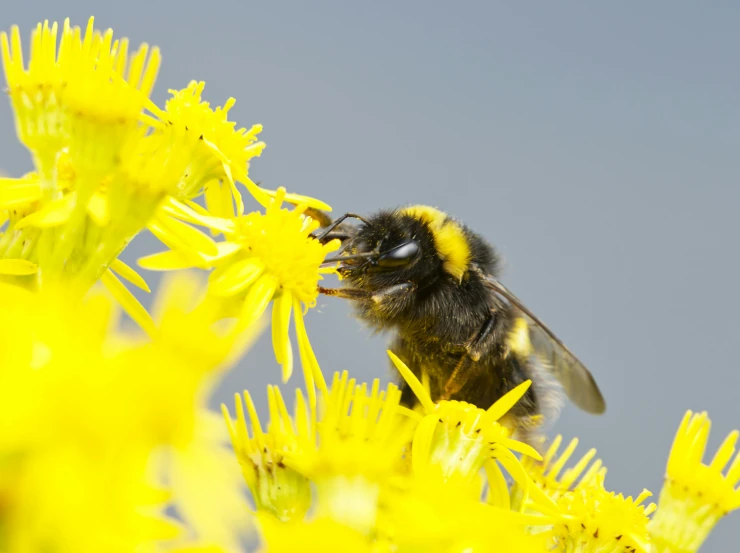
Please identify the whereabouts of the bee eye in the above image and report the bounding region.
[377,241,420,268]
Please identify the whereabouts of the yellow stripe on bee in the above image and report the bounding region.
[401,205,471,282]
[507,316,533,358]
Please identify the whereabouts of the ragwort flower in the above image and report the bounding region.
[388,350,555,512]
[142,187,341,403]
[514,435,606,510]
[552,473,655,553]
[649,410,740,553]
[0,273,253,553]
[0,19,168,321]
[223,386,313,522]
[295,372,415,536]
[0,18,245,333]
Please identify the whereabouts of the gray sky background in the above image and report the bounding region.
[2,2,739,550]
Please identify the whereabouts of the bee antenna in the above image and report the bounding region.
[322,251,377,265]
[315,213,372,242]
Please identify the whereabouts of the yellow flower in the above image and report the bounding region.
[0,139,197,331]
[223,371,415,538]
[148,81,265,211]
[553,473,655,553]
[142,187,340,403]
[0,280,169,553]
[1,18,160,184]
[0,274,252,552]
[515,435,606,509]
[295,372,415,535]
[0,19,223,332]
[60,20,160,188]
[649,410,740,553]
[145,81,329,216]
[123,273,254,549]
[223,386,313,522]
[1,20,66,178]
[388,351,555,513]
[301,372,412,478]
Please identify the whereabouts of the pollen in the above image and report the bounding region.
[508,316,534,358]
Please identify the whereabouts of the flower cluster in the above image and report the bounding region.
[1,16,739,553]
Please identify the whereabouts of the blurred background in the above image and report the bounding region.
[1,2,738,550]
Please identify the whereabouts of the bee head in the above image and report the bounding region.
[327,206,474,291]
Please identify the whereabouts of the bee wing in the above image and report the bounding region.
[482,274,606,414]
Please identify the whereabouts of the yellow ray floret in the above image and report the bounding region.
[516,435,606,508]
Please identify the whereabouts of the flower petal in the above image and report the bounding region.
[493,450,559,515]
[138,250,206,271]
[276,190,332,212]
[209,257,264,297]
[500,438,542,462]
[0,258,38,275]
[293,298,327,409]
[485,380,532,422]
[139,241,242,272]
[220,162,246,214]
[100,269,156,335]
[0,177,42,208]
[14,193,76,229]
[204,179,236,220]
[237,273,278,330]
[387,350,435,413]
[271,291,294,382]
[485,462,511,509]
[110,258,151,292]
[149,213,218,257]
[161,197,234,234]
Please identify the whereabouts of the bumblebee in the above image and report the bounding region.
[313,205,605,433]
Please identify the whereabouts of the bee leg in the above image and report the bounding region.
[370,282,417,303]
[464,310,498,362]
[440,355,477,400]
[441,310,498,398]
[318,286,373,300]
